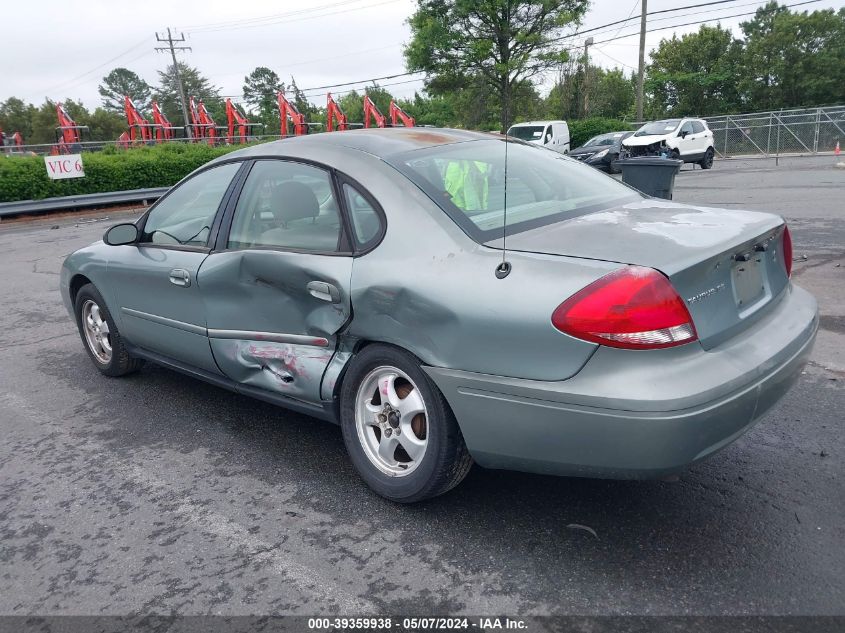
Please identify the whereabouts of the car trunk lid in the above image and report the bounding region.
[485,199,790,349]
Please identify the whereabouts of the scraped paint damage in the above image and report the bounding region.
[210,339,334,401]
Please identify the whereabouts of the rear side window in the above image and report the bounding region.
[140,162,240,247]
[227,160,342,252]
[342,183,382,248]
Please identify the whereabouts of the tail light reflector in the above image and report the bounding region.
[783,225,793,278]
[552,266,698,350]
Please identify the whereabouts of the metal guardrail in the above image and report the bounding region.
[0,187,168,219]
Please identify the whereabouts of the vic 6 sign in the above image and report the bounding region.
[45,154,85,180]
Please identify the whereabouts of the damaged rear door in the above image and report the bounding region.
[197,159,353,405]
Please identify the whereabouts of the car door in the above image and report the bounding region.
[110,161,244,374]
[677,120,696,157]
[197,159,354,404]
[691,120,710,155]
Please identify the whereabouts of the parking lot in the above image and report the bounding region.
[0,155,842,617]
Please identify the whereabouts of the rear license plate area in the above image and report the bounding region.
[731,258,765,308]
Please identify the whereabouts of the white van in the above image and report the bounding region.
[506,120,570,153]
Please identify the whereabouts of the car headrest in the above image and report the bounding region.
[270,181,319,224]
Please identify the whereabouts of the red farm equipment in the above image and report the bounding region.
[188,97,222,144]
[363,94,386,128]
[326,92,349,132]
[52,102,89,154]
[225,98,262,144]
[389,99,415,127]
[277,90,308,137]
[1,129,24,148]
[152,101,177,142]
[118,95,159,147]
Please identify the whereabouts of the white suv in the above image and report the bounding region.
[622,118,715,169]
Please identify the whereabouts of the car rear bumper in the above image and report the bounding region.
[424,284,818,478]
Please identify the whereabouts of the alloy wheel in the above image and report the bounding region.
[81,299,112,364]
[354,365,429,477]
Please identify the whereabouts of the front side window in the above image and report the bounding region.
[691,121,706,134]
[141,162,241,247]
[227,160,342,252]
[388,139,640,243]
[679,121,695,136]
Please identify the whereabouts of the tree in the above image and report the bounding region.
[592,69,635,119]
[154,62,222,127]
[99,68,152,113]
[0,97,36,141]
[405,0,588,132]
[645,25,743,117]
[243,67,283,124]
[288,76,320,125]
[740,3,845,110]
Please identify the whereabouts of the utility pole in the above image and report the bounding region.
[636,0,647,122]
[155,28,192,139]
[583,37,594,117]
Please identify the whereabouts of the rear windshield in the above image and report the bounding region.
[635,119,681,136]
[506,125,545,141]
[387,139,640,243]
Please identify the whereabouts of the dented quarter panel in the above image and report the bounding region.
[197,249,352,403]
[299,148,615,382]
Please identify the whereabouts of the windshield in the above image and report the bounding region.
[387,139,641,243]
[583,132,625,147]
[506,125,545,141]
[635,119,681,136]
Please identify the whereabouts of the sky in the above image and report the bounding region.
[2,0,844,112]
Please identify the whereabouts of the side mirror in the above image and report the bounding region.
[679,130,688,138]
[545,133,552,144]
[103,223,139,246]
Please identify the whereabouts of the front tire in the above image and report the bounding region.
[700,147,715,169]
[74,283,143,377]
[339,344,472,503]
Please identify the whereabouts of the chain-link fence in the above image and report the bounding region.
[704,106,845,158]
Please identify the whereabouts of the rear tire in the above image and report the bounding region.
[74,283,143,377]
[339,344,472,503]
[700,147,715,169]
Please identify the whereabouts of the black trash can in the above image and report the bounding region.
[616,157,683,200]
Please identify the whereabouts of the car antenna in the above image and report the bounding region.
[495,131,512,279]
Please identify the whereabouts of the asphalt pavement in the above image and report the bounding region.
[0,155,842,620]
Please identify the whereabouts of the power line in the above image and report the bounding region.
[183,0,363,30]
[187,0,401,34]
[590,0,822,46]
[24,38,149,100]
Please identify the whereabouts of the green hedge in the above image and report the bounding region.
[0,143,251,203]
[569,118,634,150]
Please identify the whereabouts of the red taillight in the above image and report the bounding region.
[782,225,793,278]
[552,266,698,350]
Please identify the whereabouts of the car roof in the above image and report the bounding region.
[220,127,492,161]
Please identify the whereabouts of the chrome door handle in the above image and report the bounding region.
[307,281,340,303]
[169,268,191,287]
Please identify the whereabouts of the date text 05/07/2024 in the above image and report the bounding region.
[307,617,528,630]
